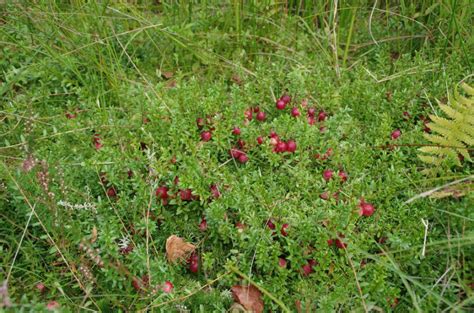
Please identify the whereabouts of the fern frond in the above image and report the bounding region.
[423,132,465,149]
[418,83,473,169]
[461,82,474,96]
[418,154,442,165]
[439,103,463,120]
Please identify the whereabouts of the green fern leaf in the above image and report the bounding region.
[418,83,473,168]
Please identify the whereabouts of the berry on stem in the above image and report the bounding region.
[276,99,286,110]
[201,131,212,142]
[323,169,333,181]
[291,107,300,117]
[256,111,266,121]
[359,198,375,217]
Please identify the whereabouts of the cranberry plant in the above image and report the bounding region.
[0,2,472,312]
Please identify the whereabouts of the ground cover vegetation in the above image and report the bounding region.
[0,1,473,312]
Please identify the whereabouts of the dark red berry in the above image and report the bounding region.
[244,109,253,121]
[107,187,117,198]
[199,218,207,231]
[132,277,142,291]
[238,154,248,163]
[286,140,297,153]
[257,136,264,145]
[338,170,348,182]
[281,95,291,104]
[291,107,300,117]
[180,189,193,201]
[232,127,241,135]
[237,139,246,149]
[275,141,287,153]
[162,281,173,293]
[200,131,212,142]
[391,129,401,140]
[189,262,198,273]
[318,110,327,122]
[229,148,243,159]
[196,118,204,129]
[266,219,276,230]
[323,169,333,181]
[256,111,266,121]
[188,253,199,273]
[359,198,375,217]
[276,100,286,110]
[302,260,316,276]
[335,237,347,249]
[280,223,289,236]
[155,186,169,200]
[210,184,221,198]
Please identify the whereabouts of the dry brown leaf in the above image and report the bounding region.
[90,226,98,243]
[166,80,177,88]
[161,71,174,79]
[328,262,335,275]
[231,285,264,313]
[229,303,247,313]
[429,182,472,199]
[231,74,243,86]
[165,235,195,263]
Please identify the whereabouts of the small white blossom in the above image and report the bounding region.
[57,200,97,213]
[118,236,131,250]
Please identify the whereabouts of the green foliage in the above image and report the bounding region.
[419,83,474,167]
[0,1,473,312]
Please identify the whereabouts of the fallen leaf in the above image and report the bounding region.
[229,303,247,312]
[161,71,174,79]
[295,300,302,313]
[429,182,472,199]
[328,262,335,275]
[231,285,264,313]
[90,226,98,243]
[166,80,177,88]
[165,235,195,263]
[231,74,243,85]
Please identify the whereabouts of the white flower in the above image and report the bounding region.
[118,237,130,250]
